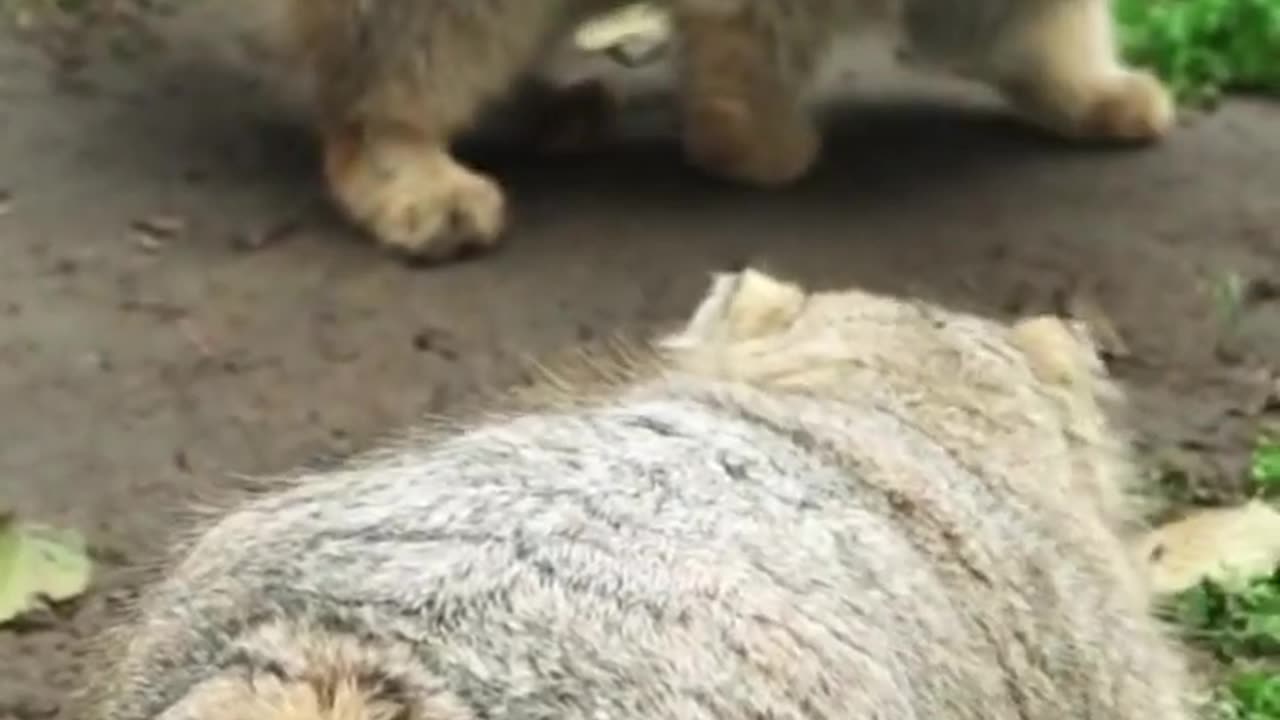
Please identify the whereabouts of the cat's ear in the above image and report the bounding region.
[1010,315,1109,387]
[661,268,807,350]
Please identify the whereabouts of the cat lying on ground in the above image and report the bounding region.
[89,269,1194,719]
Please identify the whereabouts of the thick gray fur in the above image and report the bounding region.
[90,270,1195,720]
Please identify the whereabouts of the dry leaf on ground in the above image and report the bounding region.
[1136,500,1280,595]
[573,3,670,66]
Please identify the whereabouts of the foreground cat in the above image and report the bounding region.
[290,0,1174,262]
[89,269,1194,719]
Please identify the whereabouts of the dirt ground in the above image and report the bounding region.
[1,1,1278,717]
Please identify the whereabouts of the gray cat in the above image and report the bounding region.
[89,269,1194,720]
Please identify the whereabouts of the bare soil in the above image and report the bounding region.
[0,2,1277,718]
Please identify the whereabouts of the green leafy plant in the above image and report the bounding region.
[1169,572,1280,658]
[1254,439,1280,495]
[1115,0,1280,104]
[1170,573,1280,719]
[1216,670,1280,719]
[1162,435,1280,719]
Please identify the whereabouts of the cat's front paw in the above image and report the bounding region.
[1077,70,1175,142]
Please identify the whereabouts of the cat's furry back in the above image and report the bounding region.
[90,270,1194,720]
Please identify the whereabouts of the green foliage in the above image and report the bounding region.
[1171,573,1280,718]
[1215,670,1280,719]
[1165,431,1280,719]
[1115,0,1280,104]
[1170,572,1280,658]
[1254,440,1280,495]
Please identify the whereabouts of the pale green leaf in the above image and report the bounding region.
[0,515,93,624]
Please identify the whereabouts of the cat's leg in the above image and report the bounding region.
[293,0,569,262]
[672,4,831,186]
[983,0,1174,142]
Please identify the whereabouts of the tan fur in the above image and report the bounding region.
[662,271,1149,549]
[1009,315,1142,532]
[664,269,809,347]
[288,0,1174,262]
[321,123,504,260]
[986,0,1173,140]
[675,12,822,186]
[157,622,475,720]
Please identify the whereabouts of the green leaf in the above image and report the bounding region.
[1252,442,1280,491]
[1114,0,1280,105]
[0,514,93,624]
[1227,670,1280,716]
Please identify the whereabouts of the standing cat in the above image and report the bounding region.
[291,0,1173,261]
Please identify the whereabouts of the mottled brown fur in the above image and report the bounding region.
[290,0,1174,262]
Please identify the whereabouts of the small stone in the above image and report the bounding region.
[413,329,458,360]
[14,696,60,720]
[134,233,165,253]
[231,218,301,252]
[132,214,188,239]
